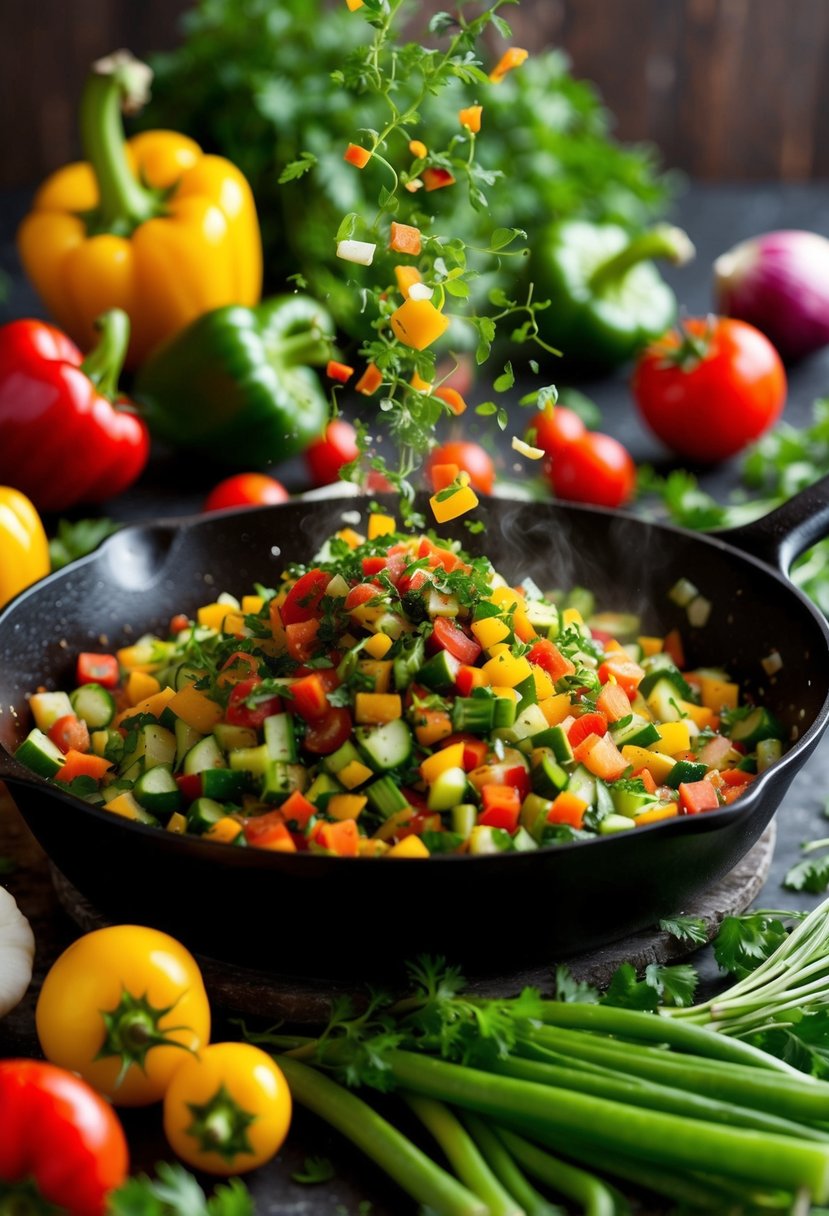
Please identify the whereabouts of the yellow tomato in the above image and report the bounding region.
[35,924,210,1107]
[163,1042,291,1175]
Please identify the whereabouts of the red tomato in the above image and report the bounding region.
[281,569,330,625]
[426,442,495,495]
[305,420,359,486]
[632,317,787,462]
[303,707,353,755]
[527,406,585,459]
[48,714,90,755]
[225,677,283,729]
[0,1059,128,1216]
[431,617,481,665]
[203,473,290,512]
[549,432,635,509]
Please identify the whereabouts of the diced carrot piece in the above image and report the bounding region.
[279,790,317,829]
[598,656,645,699]
[597,682,632,722]
[409,139,428,159]
[389,222,422,255]
[720,767,756,786]
[547,790,588,828]
[574,732,628,781]
[414,710,454,747]
[327,359,354,383]
[355,363,384,395]
[633,767,658,794]
[489,47,529,83]
[435,387,466,415]
[430,462,461,492]
[55,750,112,783]
[459,105,483,132]
[422,167,455,191]
[344,142,371,168]
[678,780,721,815]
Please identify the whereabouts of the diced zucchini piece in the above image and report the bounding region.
[587,611,640,643]
[133,765,181,816]
[263,713,298,762]
[525,600,560,636]
[228,744,270,777]
[70,683,116,729]
[598,813,636,834]
[355,719,413,771]
[175,719,204,769]
[182,734,225,775]
[492,697,517,730]
[451,803,477,838]
[728,707,784,748]
[305,771,343,809]
[756,737,783,773]
[520,793,553,841]
[187,797,227,834]
[201,768,249,800]
[646,678,689,724]
[417,650,460,692]
[29,691,74,732]
[531,753,569,799]
[262,761,308,804]
[427,766,467,812]
[365,775,410,818]
[496,703,549,744]
[15,728,66,779]
[127,724,177,771]
[324,739,363,776]
[213,723,257,752]
[512,826,539,852]
[468,825,510,855]
[665,759,708,789]
[611,783,657,818]
[533,724,574,766]
[567,764,596,808]
[452,696,495,734]
[610,715,661,749]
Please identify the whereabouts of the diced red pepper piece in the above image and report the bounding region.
[362,556,388,576]
[176,773,203,803]
[344,143,371,168]
[76,652,119,689]
[431,617,481,665]
[479,784,521,831]
[598,656,645,699]
[311,818,360,856]
[422,167,455,191]
[355,363,383,396]
[54,749,111,782]
[567,712,608,748]
[435,387,467,416]
[279,790,317,829]
[170,613,190,636]
[501,764,531,800]
[285,619,321,662]
[573,732,628,781]
[291,673,330,721]
[326,359,354,383]
[430,462,461,492]
[663,629,686,669]
[528,639,575,682]
[679,780,721,815]
[225,677,283,729]
[48,714,90,755]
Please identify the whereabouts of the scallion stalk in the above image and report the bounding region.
[491,1128,618,1216]
[461,1113,563,1216]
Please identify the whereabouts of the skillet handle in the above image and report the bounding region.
[714,474,829,575]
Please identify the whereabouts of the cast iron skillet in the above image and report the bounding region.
[1,484,829,976]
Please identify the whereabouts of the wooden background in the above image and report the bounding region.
[2,0,828,188]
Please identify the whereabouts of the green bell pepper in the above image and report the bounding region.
[532,221,694,367]
[135,295,334,466]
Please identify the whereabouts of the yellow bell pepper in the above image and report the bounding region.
[17,51,262,368]
[390,297,450,350]
[0,488,49,609]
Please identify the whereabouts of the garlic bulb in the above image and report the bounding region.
[0,886,35,1016]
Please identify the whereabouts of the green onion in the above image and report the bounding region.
[492,1128,618,1216]
[461,1113,562,1216]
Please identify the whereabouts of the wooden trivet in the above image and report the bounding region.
[52,822,775,1024]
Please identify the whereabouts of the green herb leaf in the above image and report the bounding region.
[658,915,709,947]
[292,1156,335,1185]
[784,854,829,894]
[554,965,600,1004]
[49,518,121,571]
[278,150,317,183]
[713,911,797,978]
[493,361,515,392]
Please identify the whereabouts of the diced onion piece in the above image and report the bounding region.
[761,649,783,675]
[336,240,376,266]
[408,282,434,302]
[511,436,545,460]
[217,592,241,608]
[325,574,350,599]
[687,595,712,628]
[668,577,699,607]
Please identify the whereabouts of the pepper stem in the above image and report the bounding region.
[79,50,157,235]
[80,310,131,399]
[587,224,695,294]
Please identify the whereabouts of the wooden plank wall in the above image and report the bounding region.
[2,0,827,187]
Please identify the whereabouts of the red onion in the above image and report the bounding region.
[713,229,829,362]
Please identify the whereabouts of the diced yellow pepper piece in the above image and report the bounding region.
[481,651,533,689]
[387,835,430,858]
[196,602,231,631]
[126,670,161,706]
[471,617,510,648]
[539,693,573,726]
[368,513,396,540]
[338,760,374,790]
[328,794,367,821]
[373,808,415,840]
[562,607,584,627]
[491,686,518,702]
[638,636,663,657]
[651,721,691,755]
[90,730,109,757]
[488,642,511,657]
[242,595,264,614]
[699,677,740,712]
[512,607,537,643]
[395,265,423,300]
[410,370,433,393]
[336,528,365,549]
[221,611,246,636]
[364,633,393,659]
[620,746,677,784]
[391,297,450,350]
[117,686,177,725]
[489,586,521,610]
[679,700,714,729]
[355,693,403,724]
[421,742,465,785]
[532,666,555,701]
[204,816,244,844]
[116,642,163,672]
[166,812,187,834]
[430,484,479,523]
[357,660,393,694]
[359,838,390,857]
[105,792,146,821]
[168,684,223,733]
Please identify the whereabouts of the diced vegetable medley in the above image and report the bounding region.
[16,516,786,857]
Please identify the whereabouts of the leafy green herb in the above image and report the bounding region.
[49,518,121,571]
[659,915,709,947]
[553,965,600,1005]
[292,1156,335,1185]
[712,910,801,978]
[108,1163,253,1216]
[785,855,829,895]
[601,961,698,1012]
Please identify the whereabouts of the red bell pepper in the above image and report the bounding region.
[0,1059,129,1216]
[0,311,148,511]
[224,677,283,729]
[528,639,576,682]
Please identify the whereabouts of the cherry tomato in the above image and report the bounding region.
[204,473,290,512]
[306,419,359,486]
[163,1042,291,1175]
[426,441,495,495]
[632,317,787,462]
[549,432,636,509]
[0,1059,129,1216]
[225,677,283,729]
[35,925,211,1108]
[76,653,119,688]
[526,406,586,459]
[303,707,353,754]
[431,616,481,665]
[280,568,331,625]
